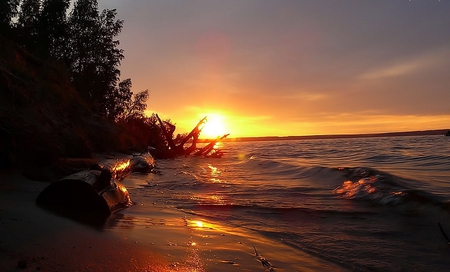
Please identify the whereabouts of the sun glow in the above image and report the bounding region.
[201,114,227,139]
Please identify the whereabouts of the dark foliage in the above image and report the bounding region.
[16,0,41,51]
[0,35,119,178]
[115,114,169,157]
[38,0,70,60]
[1,1,217,171]
[0,0,20,38]
[5,0,134,121]
[67,1,125,118]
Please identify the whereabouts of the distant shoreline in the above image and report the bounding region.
[206,129,449,143]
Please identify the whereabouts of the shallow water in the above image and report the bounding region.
[110,135,450,271]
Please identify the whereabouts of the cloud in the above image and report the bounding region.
[360,63,419,80]
[359,48,450,80]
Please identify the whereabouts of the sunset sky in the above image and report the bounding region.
[98,0,450,138]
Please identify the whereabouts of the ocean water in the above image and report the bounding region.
[110,135,450,271]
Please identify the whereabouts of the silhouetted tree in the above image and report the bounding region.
[38,0,70,60]
[122,89,149,121]
[68,0,124,117]
[105,78,149,123]
[8,0,148,129]
[94,8,124,117]
[0,0,19,38]
[1,1,177,158]
[16,0,41,51]
[68,0,102,104]
[105,78,132,120]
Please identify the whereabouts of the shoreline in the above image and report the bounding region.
[0,167,344,271]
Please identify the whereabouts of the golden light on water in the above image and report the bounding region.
[190,193,226,204]
[237,153,247,161]
[206,164,223,183]
[209,194,225,204]
[208,164,220,176]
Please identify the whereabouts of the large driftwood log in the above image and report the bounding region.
[180,116,207,155]
[36,154,155,224]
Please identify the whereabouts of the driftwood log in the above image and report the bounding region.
[36,153,155,224]
[156,114,228,158]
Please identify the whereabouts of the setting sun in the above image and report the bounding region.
[201,114,227,139]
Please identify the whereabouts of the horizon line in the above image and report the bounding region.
[199,128,449,142]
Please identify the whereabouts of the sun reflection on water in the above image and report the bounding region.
[190,194,227,205]
[207,164,223,183]
[208,164,220,176]
[210,178,222,183]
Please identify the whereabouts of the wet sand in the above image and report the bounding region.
[0,170,170,272]
[0,169,344,271]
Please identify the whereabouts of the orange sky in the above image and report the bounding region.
[98,1,450,138]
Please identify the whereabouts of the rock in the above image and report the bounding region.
[130,153,155,173]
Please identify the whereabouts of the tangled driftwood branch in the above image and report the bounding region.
[156,114,228,158]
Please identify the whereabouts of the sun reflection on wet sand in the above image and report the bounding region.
[105,159,345,271]
[194,220,204,228]
[107,204,340,271]
[185,218,247,237]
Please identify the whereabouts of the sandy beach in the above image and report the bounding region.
[0,163,344,272]
[0,170,171,272]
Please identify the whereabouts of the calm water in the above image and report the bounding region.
[114,135,450,271]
